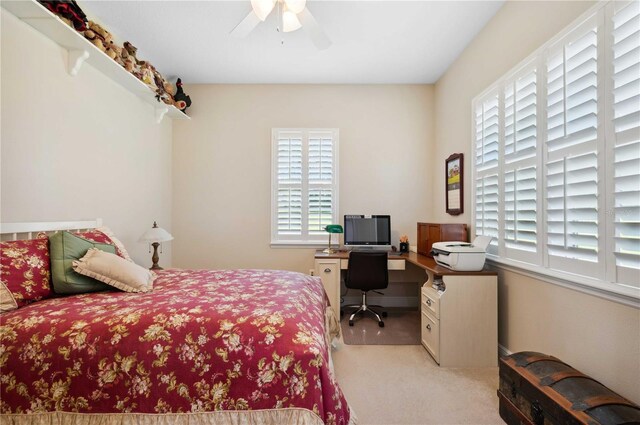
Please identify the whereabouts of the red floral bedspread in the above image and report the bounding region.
[0,269,350,424]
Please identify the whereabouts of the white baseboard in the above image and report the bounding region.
[498,344,513,357]
[341,296,419,309]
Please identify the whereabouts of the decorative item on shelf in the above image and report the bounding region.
[139,221,173,270]
[323,224,343,254]
[445,153,464,216]
[38,0,88,31]
[154,70,176,106]
[83,21,112,53]
[174,78,192,113]
[399,235,409,253]
[122,42,140,75]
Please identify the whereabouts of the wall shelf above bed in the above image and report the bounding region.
[1,0,190,124]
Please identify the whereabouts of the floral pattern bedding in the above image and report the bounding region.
[0,269,351,424]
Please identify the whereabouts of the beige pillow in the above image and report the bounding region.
[72,249,155,293]
[0,281,18,313]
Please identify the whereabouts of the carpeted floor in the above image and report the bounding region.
[331,340,502,424]
[341,308,421,345]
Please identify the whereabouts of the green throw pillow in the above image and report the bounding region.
[50,231,117,294]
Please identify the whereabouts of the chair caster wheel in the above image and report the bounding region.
[349,320,354,326]
[379,321,385,328]
[382,311,388,318]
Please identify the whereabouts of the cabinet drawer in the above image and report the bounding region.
[388,259,405,270]
[315,260,340,309]
[421,310,440,364]
[340,259,405,270]
[421,287,440,319]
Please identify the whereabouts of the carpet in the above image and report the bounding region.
[340,308,421,345]
[331,344,502,424]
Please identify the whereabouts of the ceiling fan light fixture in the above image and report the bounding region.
[284,0,306,14]
[282,9,302,32]
[251,0,276,21]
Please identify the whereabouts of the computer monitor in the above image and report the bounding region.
[343,215,391,251]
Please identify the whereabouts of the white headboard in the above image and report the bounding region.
[0,219,102,241]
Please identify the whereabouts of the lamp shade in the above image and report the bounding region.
[284,0,306,14]
[282,9,302,32]
[139,222,173,243]
[251,0,275,21]
[325,224,344,234]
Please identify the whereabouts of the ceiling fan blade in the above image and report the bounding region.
[298,8,331,50]
[230,11,262,38]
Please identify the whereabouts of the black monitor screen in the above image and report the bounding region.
[343,215,391,246]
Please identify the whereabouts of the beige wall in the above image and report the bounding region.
[434,1,640,402]
[173,85,434,274]
[1,11,173,267]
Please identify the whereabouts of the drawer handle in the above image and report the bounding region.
[324,268,331,273]
[426,324,431,331]
[426,299,432,306]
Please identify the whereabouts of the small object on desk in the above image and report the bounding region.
[431,236,492,271]
[399,235,409,253]
[433,278,445,291]
[323,224,344,254]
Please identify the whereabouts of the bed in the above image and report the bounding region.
[0,220,355,425]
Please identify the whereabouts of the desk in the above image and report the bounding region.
[314,250,498,367]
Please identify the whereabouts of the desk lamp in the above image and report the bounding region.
[139,221,173,270]
[323,224,343,254]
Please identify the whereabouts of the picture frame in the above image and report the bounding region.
[445,153,463,215]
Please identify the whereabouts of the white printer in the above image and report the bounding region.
[431,236,492,272]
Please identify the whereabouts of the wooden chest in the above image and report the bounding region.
[498,352,640,425]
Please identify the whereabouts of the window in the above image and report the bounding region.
[472,1,640,302]
[271,129,339,245]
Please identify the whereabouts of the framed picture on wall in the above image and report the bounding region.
[445,153,463,215]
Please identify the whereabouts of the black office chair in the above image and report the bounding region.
[343,251,389,328]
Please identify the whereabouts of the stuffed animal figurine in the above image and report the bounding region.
[123,42,143,79]
[38,0,87,31]
[153,69,175,105]
[84,21,112,52]
[138,61,158,91]
[107,42,125,66]
[173,78,192,113]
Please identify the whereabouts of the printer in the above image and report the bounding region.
[430,236,492,272]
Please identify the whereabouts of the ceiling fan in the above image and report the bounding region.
[230,0,332,50]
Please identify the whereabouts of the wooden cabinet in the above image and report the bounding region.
[417,223,468,257]
[314,258,341,310]
[421,271,497,367]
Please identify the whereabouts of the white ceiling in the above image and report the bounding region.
[81,1,504,84]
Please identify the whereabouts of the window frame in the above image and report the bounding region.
[270,128,340,247]
[471,1,640,308]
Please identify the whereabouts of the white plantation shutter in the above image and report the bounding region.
[476,94,500,169]
[308,132,334,234]
[272,129,339,244]
[277,133,303,235]
[611,1,640,287]
[475,93,500,254]
[545,19,601,277]
[472,2,640,300]
[475,173,499,254]
[505,166,538,254]
[505,69,537,162]
[546,25,599,152]
[546,152,600,274]
[503,65,539,260]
